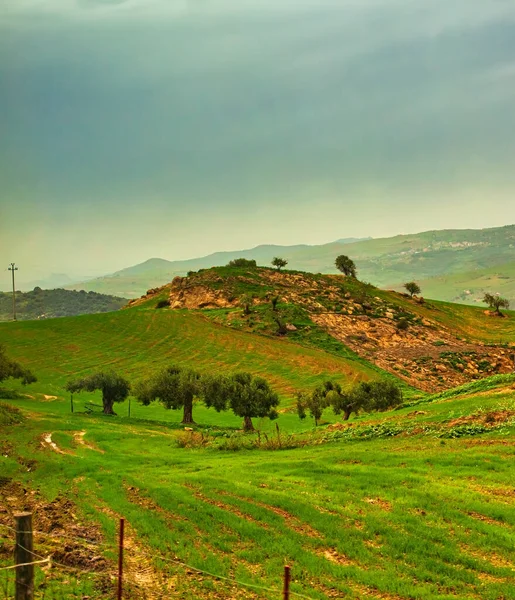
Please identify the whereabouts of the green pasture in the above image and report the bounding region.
[1,378,515,599]
[0,306,393,403]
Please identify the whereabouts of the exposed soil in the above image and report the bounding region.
[73,430,105,453]
[448,409,515,428]
[363,497,393,512]
[0,478,107,575]
[40,432,73,455]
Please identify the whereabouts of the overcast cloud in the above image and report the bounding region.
[1,0,515,283]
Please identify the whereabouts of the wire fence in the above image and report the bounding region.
[0,516,315,599]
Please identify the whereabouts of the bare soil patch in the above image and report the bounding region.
[73,430,105,453]
[40,432,74,456]
[364,497,393,511]
[0,478,107,574]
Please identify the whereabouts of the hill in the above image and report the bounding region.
[131,266,515,393]
[65,224,515,298]
[0,288,126,322]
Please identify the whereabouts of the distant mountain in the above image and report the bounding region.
[65,225,515,299]
[0,288,126,321]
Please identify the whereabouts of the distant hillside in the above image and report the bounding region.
[400,261,515,307]
[0,288,126,321]
[66,225,515,299]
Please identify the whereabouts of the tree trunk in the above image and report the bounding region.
[243,416,254,431]
[343,408,351,421]
[181,398,195,424]
[102,398,116,415]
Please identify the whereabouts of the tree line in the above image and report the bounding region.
[64,365,404,430]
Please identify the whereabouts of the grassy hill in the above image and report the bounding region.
[0,288,126,322]
[65,224,515,298]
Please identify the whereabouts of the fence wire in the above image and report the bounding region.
[0,521,315,600]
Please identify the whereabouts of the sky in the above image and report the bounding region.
[1,0,515,284]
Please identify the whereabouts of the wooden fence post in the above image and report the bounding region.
[283,565,290,600]
[15,512,34,600]
[117,518,125,600]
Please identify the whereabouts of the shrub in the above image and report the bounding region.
[155,299,171,309]
[227,258,257,268]
[396,318,409,331]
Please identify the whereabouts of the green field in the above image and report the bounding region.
[1,291,515,599]
[1,377,515,599]
[0,306,385,403]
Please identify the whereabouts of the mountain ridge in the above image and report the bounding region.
[64,224,515,300]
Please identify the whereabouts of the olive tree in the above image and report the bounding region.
[323,379,403,421]
[483,293,510,315]
[135,366,201,424]
[0,346,37,385]
[335,255,357,278]
[404,282,421,297]
[226,373,279,431]
[66,371,130,415]
[296,388,328,426]
[272,257,288,271]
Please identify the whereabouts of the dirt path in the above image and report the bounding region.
[73,431,105,453]
[40,433,71,455]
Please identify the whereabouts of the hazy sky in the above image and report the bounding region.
[1,0,515,283]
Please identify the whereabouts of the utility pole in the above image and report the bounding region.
[8,262,18,321]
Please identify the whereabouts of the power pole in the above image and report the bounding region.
[8,262,18,321]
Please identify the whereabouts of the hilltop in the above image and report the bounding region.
[64,224,515,300]
[131,266,515,393]
[0,288,126,322]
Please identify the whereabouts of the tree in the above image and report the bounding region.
[202,373,231,413]
[0,346,37,385]
[296,388,328,426]
[335,255,357,278]
[227,258,257,268]
[325,379,403,420]
[134,366,201,424]
[272,257,288,271]
[404,282,421,297]
[226,372,279,431]
[66,371,130,415]
[361,380,403,412]
[240,294,253,316]
[483,293,510,315]
[325,381,365,421]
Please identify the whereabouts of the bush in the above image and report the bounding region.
[0,402,24,426]
[227,258,257,268]
[396,318,409,331]
[155,299,171,309]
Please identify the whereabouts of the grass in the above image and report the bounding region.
[0,306,388,405]
[1,381,514,599]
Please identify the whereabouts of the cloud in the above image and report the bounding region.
[1,0,515,277]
